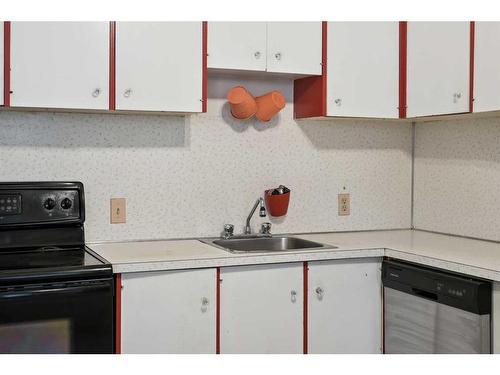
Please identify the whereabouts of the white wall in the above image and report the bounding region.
[0,75,412,242]
[414,115,500,241]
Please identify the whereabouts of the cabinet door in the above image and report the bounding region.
[327,22,399,118]
[220,263,303,353]
[407,22,470,117]
[308,258,382,354]
[121,268,216,354]
[0,22,3,106]
[116,22,203,112]
[10,22,109,109]
[266,22,322,75]
[207,22,267,71]
[473,22,500,113]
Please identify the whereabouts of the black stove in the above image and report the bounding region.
[0,182,114,354]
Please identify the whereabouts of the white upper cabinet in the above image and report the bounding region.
[473,22,500,113]
[407,22,470,117]
[0,22,3,106]
[220,263,303,354]
[266,22,322,75]
[208,22,322,75]
[116,22,203,112]
[326,22,399,118]
[208,22,267,72]
[308,259,382,354]
[10,22,109,109]
[121,268,216,354]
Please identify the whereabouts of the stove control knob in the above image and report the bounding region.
[43,198,56,210]
[61,198,72,210]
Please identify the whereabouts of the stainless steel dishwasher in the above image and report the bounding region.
[383,260,491,354]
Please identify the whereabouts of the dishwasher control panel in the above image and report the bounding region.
[382,259,491,315]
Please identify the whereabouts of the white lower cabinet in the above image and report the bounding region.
[121,268,216,354]
[220,263,303,353]
[307,258,383,353]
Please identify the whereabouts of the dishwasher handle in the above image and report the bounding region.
[412,287,438,301]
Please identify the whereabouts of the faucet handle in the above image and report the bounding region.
[222,224,234,239]
[260,222,272,235]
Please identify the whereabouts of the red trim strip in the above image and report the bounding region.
[202,21,208,113]
[399,21,407,119]
[115,273,122,354]
[216,267,220,354]
[303,262,308,354]
[469,21,475,113]
[109,21,116,111]
[3,22,11,107]
[293,21,327,119]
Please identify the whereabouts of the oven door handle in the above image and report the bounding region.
[0,281,112,299]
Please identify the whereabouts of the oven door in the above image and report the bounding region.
[0,278,114,354]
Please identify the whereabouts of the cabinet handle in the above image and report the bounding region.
[254,51,261,59]
[201,297,209,313]
[315,287,324,301]
[290,290,297,303]
[275,52,282,61]
[334,98,342,107]
[92,88,101,98]
[124,89,132,98]
[453,92,462,103]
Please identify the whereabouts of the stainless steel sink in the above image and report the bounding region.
[204,236,337,253]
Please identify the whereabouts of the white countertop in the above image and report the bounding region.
[89,229,500,281]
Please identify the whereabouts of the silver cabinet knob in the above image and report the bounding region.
[124,89,132,98]
[453,92,462,103]
[275,52,282,61]
[254,51,261,59]
[92,88,101,98]
[201,297,209,313]
[290,290,297,303]
[334,98,342,106]
[315,287,324,300]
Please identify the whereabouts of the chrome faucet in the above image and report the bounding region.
[245,198,266,235]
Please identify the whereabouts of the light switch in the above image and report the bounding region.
[110,198,126,224]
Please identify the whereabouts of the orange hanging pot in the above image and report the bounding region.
[255,90,286,122]
[227,86,258,120]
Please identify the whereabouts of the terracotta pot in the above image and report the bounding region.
[255,90,286,122]
[227,86,257,120]
[265,190,290,217]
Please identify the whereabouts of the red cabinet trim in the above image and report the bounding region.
[3,22,11,107]
[399,21,407,119]
[109,21,116,111]
[115,273,122,354]
[303,262,308,354]
[216,267,221,354]
[202,21,208,113]
[293,21,327,119]
[469,21,475,113]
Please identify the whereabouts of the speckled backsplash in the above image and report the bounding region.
[414,115,500,242]
[0,76,412,242]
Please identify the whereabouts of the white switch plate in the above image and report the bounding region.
[110,198,126,224]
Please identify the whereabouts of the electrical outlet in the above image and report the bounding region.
[338,193,350,216]
[110,198,126,224]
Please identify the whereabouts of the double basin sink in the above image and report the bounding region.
[203,236,337,254]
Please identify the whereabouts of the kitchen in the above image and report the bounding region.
[1,0,499,373]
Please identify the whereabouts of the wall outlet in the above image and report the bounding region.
[110,198,126,224]
[338,193,350,216]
